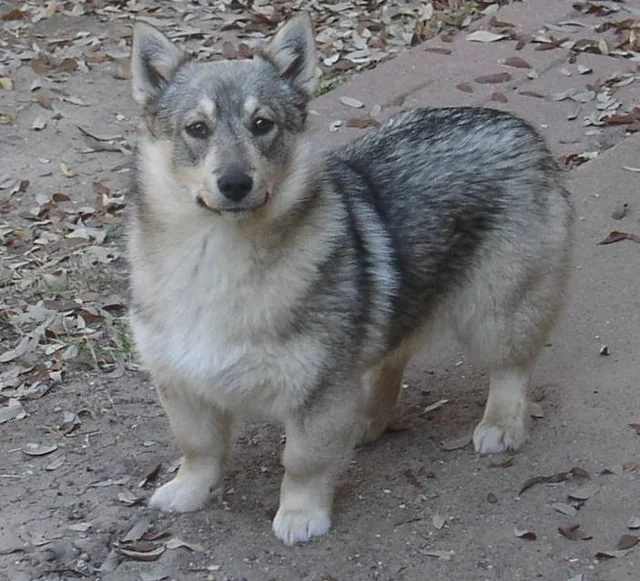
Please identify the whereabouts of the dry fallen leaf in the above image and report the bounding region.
[0,399,26,424]
[558,523,592,541]
[432,514,446,530]
[628,516,640,530]
[123,517,152,542]
[424,549,454,561]
[491,91,508,103]
[519,467,590,495]
[514,527,537,540]
[118,543,165,562]
[475,73,512,84]
[568,483,600,501]
[466,30,507,43]
[0,77,13,91]
[503,56,531,69]
[340,96,365,109]
[45,455,65,471]
[552,502,578,517]
[519,90,546,99]
[489,456,514,468]
[345,117,381,129]
[166,537,205,552]
[611,203,629,220]
[22,443,58,457]
[598,231,640,245]
[60,162,75,178]
[616,534,639,550]
[441,434,472,451]
[138,461,162,488]
[487,492,498,504]
[595,549,631,560]
[424,398,449,414]
[456,82,473,93]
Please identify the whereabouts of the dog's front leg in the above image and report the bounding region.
[149,384,233,513]
[273,389,362,545]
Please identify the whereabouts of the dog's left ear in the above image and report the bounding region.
[261,15,317,100]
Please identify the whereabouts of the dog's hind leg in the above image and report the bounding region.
[149,384,233,512]
[358,350,409,445]
[454,254,570,454]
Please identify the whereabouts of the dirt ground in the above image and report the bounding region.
[1,1,639,581]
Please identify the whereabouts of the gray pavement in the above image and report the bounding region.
[1,1,639,580]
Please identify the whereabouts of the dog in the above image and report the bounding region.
[127,14,574,545]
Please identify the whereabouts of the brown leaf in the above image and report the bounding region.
[559,523,593,541]
[503,57,531,69]
[616,534,639,550]
[345,117,381,129]
[404,469,423,490]
[519,467,590,495]
[487,492,498,503]
[138,461,162,488]
[424,47,452,55]
[598,231,640,245]
[491,91,508,103]
[519,90,546,99]
[489,456,514,468]
[514,527,537,540]
[595,549,630,560]
[456,82,473,93]
[475,72,511,84]
[238,43,253,59]
[629,423,640,435]
[37,92,53,110]
[603,114,638,126]
[112,58,131,80]
[59,58,78,73]
[2,8,26,20]
[118,543,165,562]
[31,59,49,76]
[222,41,238,60]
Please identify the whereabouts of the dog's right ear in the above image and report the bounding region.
[131,21,185,106]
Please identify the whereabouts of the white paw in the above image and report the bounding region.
[473,418,527,454]
[149,476,213,513]
[272,507,331,545]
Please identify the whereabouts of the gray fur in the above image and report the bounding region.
[128,16,574,546]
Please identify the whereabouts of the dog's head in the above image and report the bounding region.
[131,16,317,220]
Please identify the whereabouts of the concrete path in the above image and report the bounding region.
[1,1,638,580]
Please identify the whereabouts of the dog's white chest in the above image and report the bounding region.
[130,229,322,418]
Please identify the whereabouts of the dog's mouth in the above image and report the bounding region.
[196,194,269,215]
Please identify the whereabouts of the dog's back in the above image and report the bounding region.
[322,107,573,354]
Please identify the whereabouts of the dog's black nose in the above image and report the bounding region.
[218,171,253,202]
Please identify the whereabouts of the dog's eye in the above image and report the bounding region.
[185,121,211,139]
[251,117,274,136]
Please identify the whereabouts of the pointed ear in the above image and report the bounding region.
[261,15,317,100]
[131,21,186,106]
